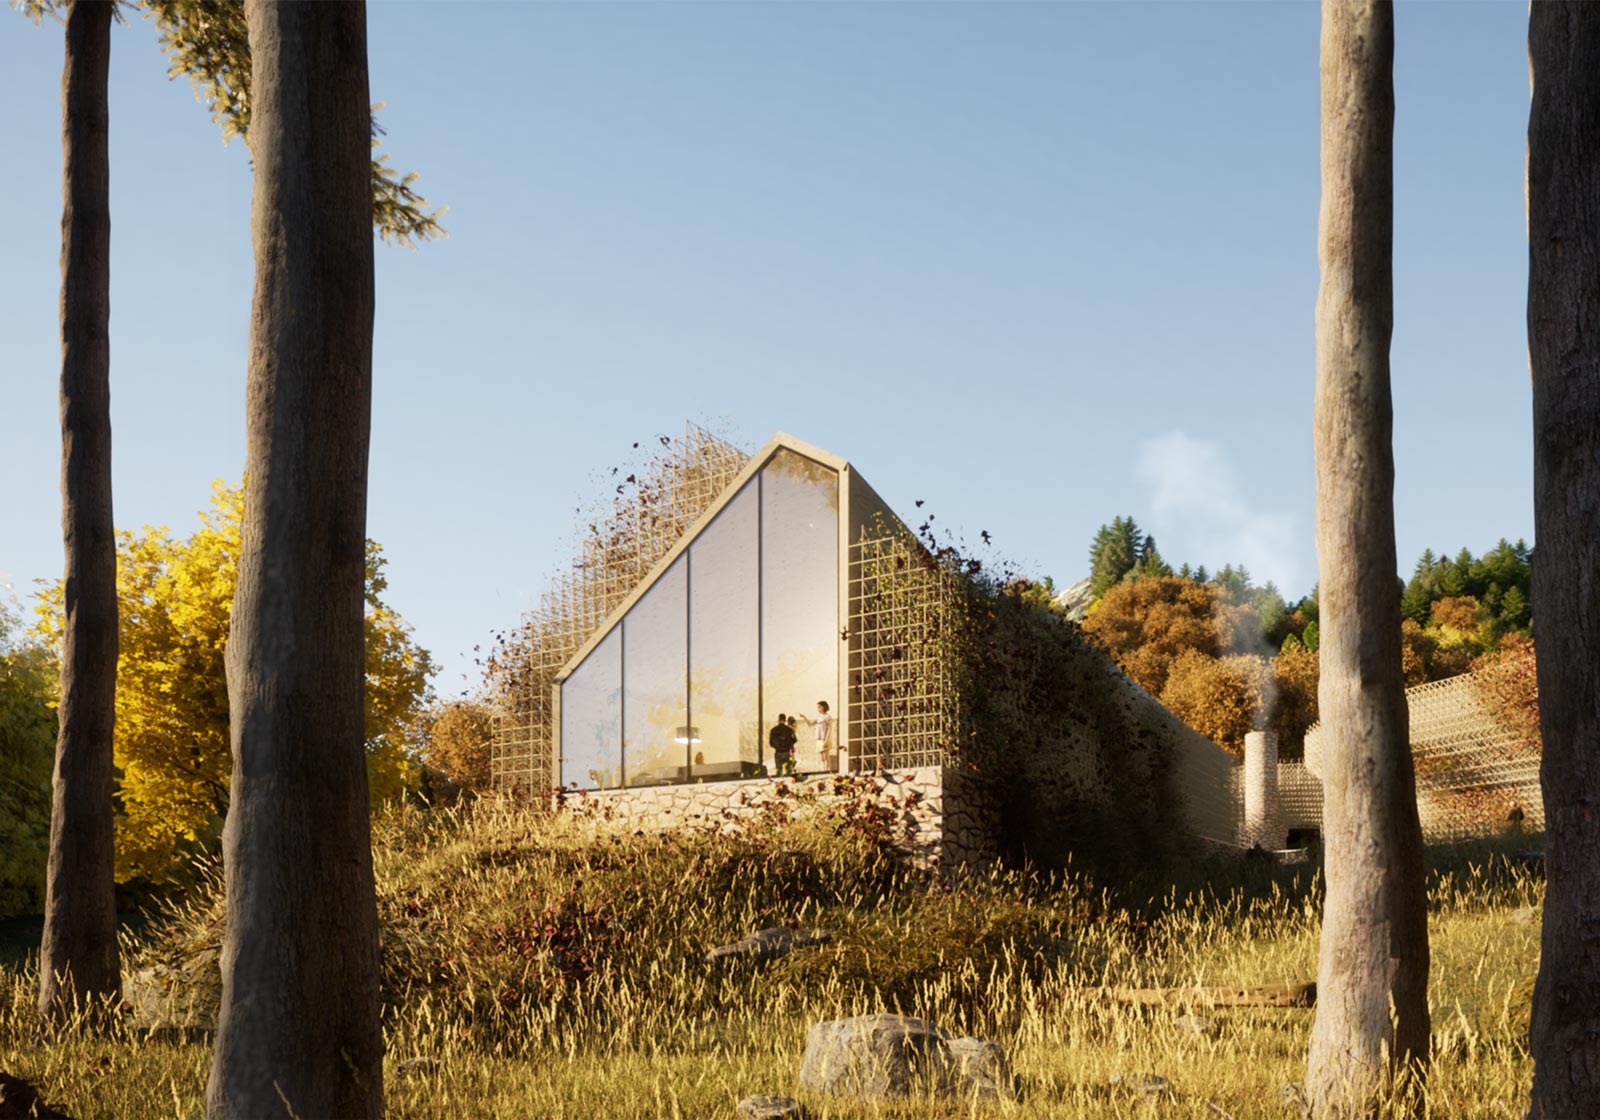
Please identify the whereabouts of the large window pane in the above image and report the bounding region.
[761,449,839,774]
[560,627,621,790]
[623,555,688,786]
[689,481,760,781]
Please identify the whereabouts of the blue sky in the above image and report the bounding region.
[0,2,1532,698]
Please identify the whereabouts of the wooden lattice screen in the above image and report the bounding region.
[846,534,964,771]
[489,424,749,799]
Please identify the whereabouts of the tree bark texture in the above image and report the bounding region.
[1305,2,1430,1115]
[39,0,121,1027]
[204,2,379,1116]
[1528,6,1600,1116]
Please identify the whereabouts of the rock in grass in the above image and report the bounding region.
[735,1094,808,1119]
[705,928,833,967]
[797,1016,1009,1100]
[1175,1012,1215,1037]
[945,1037,1010,1100]
[123,947,221,1030]
[798,1015,953,1097]
[0,1072,74,1120]
[1109,1071,1170,1098]
[1510,906,1539,925]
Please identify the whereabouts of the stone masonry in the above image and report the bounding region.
[556,765,998,873]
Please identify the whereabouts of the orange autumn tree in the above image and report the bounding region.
[1158,649,1269,752]
[1470,633,1539,755]
[1080,577,1227,696]
[1082,575,1318,755]
[416,698,495,799]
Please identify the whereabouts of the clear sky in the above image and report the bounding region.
[0,1,1533,699]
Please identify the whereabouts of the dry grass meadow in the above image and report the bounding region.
[0,796,1541,1119]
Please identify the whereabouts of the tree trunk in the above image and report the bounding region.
[1527,6,1600,1116]
[204,2,380,1116]
[1304,2,1430,1115]
[38,0,120,1029]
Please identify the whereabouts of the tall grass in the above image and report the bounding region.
[0,801,1540,1118]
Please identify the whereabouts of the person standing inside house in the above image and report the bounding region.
[800,701,835,771]
[768,713,797,775]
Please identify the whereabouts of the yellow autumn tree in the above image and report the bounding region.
[35,480,434,882]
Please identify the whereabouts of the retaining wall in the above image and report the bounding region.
[557,765,999,873]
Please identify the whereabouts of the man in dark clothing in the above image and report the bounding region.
[769,714,797,775]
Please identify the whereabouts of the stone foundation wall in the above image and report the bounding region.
[557,766,999,873]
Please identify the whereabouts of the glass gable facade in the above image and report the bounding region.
[558,448,839,789]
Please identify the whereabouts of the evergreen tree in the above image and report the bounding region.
[1251,582,1291,645]
[1137,535,1173,579]
[1087,516,1144,598]
[1527,8,1600,1106]
[206,2,385,1112]
[36,0,122,1029]
[1211,563,1251,601]
[1304,3,1430,1106]
[1499,585,1531,630]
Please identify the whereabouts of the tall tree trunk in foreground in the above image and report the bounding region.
[205,2,380,1116]
[39,0,120,1029]
[1305,1,1430,1115]
[1528,6,1600,1115]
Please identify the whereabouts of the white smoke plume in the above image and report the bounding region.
[1135,431,1301,596]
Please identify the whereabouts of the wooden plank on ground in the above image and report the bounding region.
[1084,982,1316,1008]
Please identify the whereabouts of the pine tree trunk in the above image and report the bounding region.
[1527,5,1600,1115]
[38,0,121,1028]
[204,2,380,1116]
[1304,1,1430,1114]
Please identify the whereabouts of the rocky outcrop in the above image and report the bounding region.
[1053,577,1094,622]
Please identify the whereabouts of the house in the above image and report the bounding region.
[490,427,1301,872]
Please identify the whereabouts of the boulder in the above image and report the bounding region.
[797,1015,1008,1100]
[945,1037,1010,1100]
[735,1095,808,1119]
[705,928,833,967]
[122,946,220,1030]
[798,1015,953,1097]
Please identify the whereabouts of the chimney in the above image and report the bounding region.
[1244,730,1286,850]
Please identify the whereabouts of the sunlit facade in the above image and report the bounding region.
[556,437,891,790]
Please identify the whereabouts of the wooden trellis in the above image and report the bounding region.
[847,534,966,771]
[1303,670,1541,839]
[489,423,749,798]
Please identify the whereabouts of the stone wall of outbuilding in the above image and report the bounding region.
[557,766,1000,874]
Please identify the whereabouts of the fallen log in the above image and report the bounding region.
[1082,982,1315,1009]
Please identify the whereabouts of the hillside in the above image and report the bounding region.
[0,799,1542,1118]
